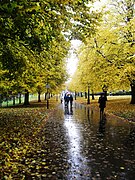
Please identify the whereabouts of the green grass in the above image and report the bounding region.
[1,94,46,107]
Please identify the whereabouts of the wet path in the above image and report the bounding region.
[39,102,135,179]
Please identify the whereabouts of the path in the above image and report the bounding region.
[26,102,135,179]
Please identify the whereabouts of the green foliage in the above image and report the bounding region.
[0,0,101,97]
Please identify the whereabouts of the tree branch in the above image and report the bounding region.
[94,38,113,64]
[0,34,36,57]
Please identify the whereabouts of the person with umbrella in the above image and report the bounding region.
[98,92,107,119]
[64,92,73,108]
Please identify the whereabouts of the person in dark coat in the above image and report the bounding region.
[69,93,73,108]
[98,93,107,118]
[64,92,69,107]
[64,92,73,108]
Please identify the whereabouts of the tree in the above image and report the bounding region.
[69,26,121,94]
[69,0,135,103]
[0,0,102,105]
[109,0,135,103]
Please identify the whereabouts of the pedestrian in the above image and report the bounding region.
[98,93,107,118]
[64,92,73,108]
[69,93,73,108]
[64,92,69,107]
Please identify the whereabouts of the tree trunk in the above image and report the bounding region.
[130,82,135,104]
[13,96,15,106]
[24,90,30,105]
[87,87,90,104]
[19,93,21,104]
[38,91,41,102]
[45,92,47,100]
[92,90,95,100]
[74,91,76,100]
[85,92,87,99]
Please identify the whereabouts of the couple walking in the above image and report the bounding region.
[64,92,73,108]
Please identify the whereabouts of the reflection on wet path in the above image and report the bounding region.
[42,102,135,179]
[64,105,91,179]
[61,102,135,180]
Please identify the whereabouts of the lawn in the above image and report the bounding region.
[0,98,59,179]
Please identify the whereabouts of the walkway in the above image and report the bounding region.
[29,102,135,179]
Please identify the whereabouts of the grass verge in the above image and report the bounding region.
[75,95,135,122]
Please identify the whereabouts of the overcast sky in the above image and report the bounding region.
[66,40,81,77]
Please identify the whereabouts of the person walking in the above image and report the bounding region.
[64,92,69,107]
[64,92,73,108]
[69,93,73,108]
[98,93,107,119]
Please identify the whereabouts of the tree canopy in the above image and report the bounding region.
[68,0,135,103]
[0,0,102,100]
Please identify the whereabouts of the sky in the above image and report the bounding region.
[66,40,81,79]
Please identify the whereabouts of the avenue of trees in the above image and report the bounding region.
[69,0,135,104]
[0,0,102,105]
